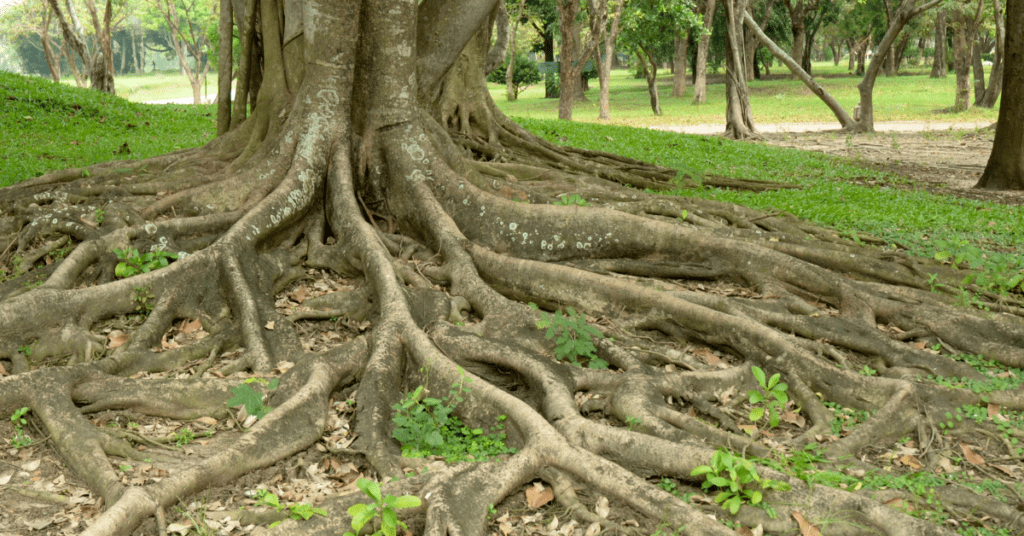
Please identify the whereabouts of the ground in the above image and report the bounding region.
[2,123,1022,536]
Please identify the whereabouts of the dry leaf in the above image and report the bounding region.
[108,331,130,349]
[692,347,721,366]
[961,444,986,466]
[791,511,822,536]
[899,455,924,469]
[914,341,926,350]
[289,286,310,303]
[594,496,610,518]
[884,498,908,510]
[585,522,601,536]
[264,321,275,330]
[181,318,203,334]
[937,456,958,473]
[781,411,806,427]
[499,522,513,536]
[738,424,757,435]
[526,482,554,509]
[991,464,1016,477]
[719,385,737,405]
[160,333,180,349]
[194,417,217,426]
[547,515,559,531]
[988,403,1001,419]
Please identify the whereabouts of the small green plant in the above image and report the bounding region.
[529,303,609,369]
[9,407,32,449]
[94,207,105,224]
[747,366,789,428]
[342,478,421,536]
[119,464,132,472]
[173,427,195,446]
[625,416,642,431]
[391,367,514,462]
[17,343,33,356]
[859,365,877,376]
[553,193,589,207]
[113,247,177,278]
[226,378,280,421]
[690,449,789,515]
[253,490,328,527]
[132,285,154,315]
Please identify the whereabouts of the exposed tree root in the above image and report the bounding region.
[3,3,1024,536]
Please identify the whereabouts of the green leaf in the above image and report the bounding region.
[749,407,765,422]
[751,366,766,387]
[226,383,266,418]
[391,495,422,509]
[748,490,763,504]
[350,503,377,532]
[748,390,765,404]
[357,478,383,503]
[767,373,780,390]
[690,465,712,476]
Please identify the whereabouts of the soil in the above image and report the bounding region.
[758,126,1024,205]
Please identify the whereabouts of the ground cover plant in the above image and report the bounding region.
[490,64,1001,127]
[0,14,1022,536]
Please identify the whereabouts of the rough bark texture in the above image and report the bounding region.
[692,0,717,104]
[672,31,688,97]
[978,0,1004,108]
[2,1,1024,536]
[952,9,972,112]
[782,0,816,80]
[931,9,947,77]
[724,0,757,138]
[597,0,623,119]
[976,0,1023,190]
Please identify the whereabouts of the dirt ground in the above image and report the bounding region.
[759,126,1024,206]
[2,130,1022,536]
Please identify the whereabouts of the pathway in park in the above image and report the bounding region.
[653,120,993,135]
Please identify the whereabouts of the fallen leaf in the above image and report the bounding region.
[547,515,558,531]
[499,521,513,535]
[0,470,12,485]
[988,403,1001,419]
[738,424,757,435]
[594,496,610,518]
[937,456,958,473]
[961,444,985,466]
[181,318,203,334]
[692,347,721,367]
[899,454,924,469]
[194,417,217,426]
[781,411,806,427]
[585,522,601,536]
[265,321,275,330]
[526,482,554,509]
[289,286,310,304]
[914,341,926,350]
[21,459,41,471]
[21,518,52,531]
[166,522,193,534]
[719,385,737,404]
[991,464,1016,477]
[108,331,130,349]
[791,511,822,536]
[884,497,908,510]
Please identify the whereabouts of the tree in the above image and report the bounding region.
[555,0,606,120]
[724,0,757,137]
[45,0,116,93]
[977,0,1003,107]
[150,0,219,104]
[691,0,717,103]
[931,8,948,76]
[976,0,1022,189]
[621,0,698,116]
[3,1,1024,535]
[782,0,819,77]
[596,0,624,118]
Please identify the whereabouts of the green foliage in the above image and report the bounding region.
[9,407,32,449]
[226,378,279,422]
[823,401,872,436]
[132,286,155,315]
[173,428,195,446]
[859,365,878,376]
[114,247,178,278]
[625,416,642,431]
[486,52,543,100]
[94,207,105,224]
[253,489,328,527]
[747,366,789,429]
[690,449,789,516]
[391,368,514,462]
[529,303,609,369]
[552,193,589,206]
[342,478,421,536]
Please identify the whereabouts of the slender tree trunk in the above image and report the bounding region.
[847,38,856,70]
[932,9,947,77]
[672,31,688,96]
[692,0,717,104]
[952,9,972,112]
[724,0,756,138]
[979,0,1004,107]
[976,0,1023,189]
[970,0,986,105]
[217,0,233,134]
[883,0,895,76]
[62,40,86,87]
[598,0,623,118]
[47,0,114,93]
[504,0,528,101]
[637,47,661,115]
[40,8,62,82]
[856,35,868,75]
[892,33,910,72]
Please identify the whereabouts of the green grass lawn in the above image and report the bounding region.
[56,71,225,103]
[1,70,217,186]
[492,62,1001,127]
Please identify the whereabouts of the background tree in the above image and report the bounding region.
[45,0,116,92]
[2,1,1024,535]
[977,0,1003,107]
[931,8,947,75]
[149,0,219,104]
[690,0,716,103]
[621,0,699,115]
[596,0,624,118]
[781,0,818,76]
[504,0,530,101]
[723,0,757,136]
[976,0,1022,189]
[555,0,607,120]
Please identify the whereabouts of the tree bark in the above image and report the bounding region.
[952,9,972,112]
[672,31,688,96]
[505,0,529,102]
[783,0,816,79]
[976,0,1023,189]
[979,0,1004,107]
[555,0,605,120]
[932,9,947,77]
[637,46,662,115]
[39,6,62,82]
[597,0,623,118]
[692,0,717,104]
[46,0,114,93]
[724,0,757,138]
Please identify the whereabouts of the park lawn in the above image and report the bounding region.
[490,62,1001,127]
[59,71,225,103]
[1,70,217,187]
[2,70,1020,295]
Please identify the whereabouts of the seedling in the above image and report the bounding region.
[226,378,280,422]
[253,490,328,527]
[529,303,609,369]
[553,193,589,206]
[747,366,789,428]
[9,407,32,449]
[113,247,177,278]
[690,449,789,516]
[343,478,421,536]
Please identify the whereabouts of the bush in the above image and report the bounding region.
[487,52,542,100]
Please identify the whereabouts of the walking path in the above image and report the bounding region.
[653,120,993,135]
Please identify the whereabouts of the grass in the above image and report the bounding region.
[53,70,225,103]
[1,70,1020,297]
[1,70,217,187]
[492,62,1001,127]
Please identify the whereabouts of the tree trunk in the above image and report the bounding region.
[847,38,856,70]
[672,31,688,97]
[883,0,896,76]
[724,0,756,138]
[598,0,623,118]
[952,9,972,112]
[505,0,528,101]
[979,0,1004,107]
[932,9,947,77]
[783,0,812,79]
[638,47,662,115]
[977,0,1023,189]
[46,0,114,93]
[40,7,62,82]
[692,0,717,104]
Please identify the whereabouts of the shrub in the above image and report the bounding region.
[487,52,542,100]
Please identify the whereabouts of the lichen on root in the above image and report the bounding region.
[2,0,1024,535]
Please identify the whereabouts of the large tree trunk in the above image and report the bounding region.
[977,0,1023,189]
[672,31,688,97]
[932,9,947,77]
[724,0,757,138]
[3,1,1024,536]
[555,0,605,120]
[979,0,1004,107]
[692,0,717,104]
